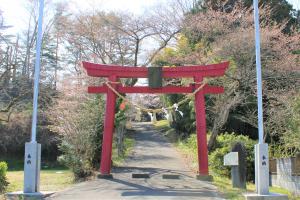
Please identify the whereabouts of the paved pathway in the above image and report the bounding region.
[48,122,224,200]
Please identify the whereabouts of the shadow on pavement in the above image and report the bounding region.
[108,178,217,198]
[113,166,194,178]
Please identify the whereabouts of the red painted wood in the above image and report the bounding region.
[82,61,229,78]
[88,86,108,93]
[87,85,224,94]
[100,76,117,175]
[194,76,209,175]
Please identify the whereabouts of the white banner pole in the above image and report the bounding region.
[253,0,269,195]
[24,0,44,193]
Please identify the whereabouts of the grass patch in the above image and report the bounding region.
[213,176,246,200]
[0,159,74,199]
[177,138,199,170]
[166,131,300,199]
[0,169,74,199]
[153,120,181,143]
[213,176,299,200]
[6,169,74,192]
[153,120,170,131]
[269,187,299,200]
[112,133,135,166]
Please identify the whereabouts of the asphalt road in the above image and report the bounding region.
[48,122,224,200]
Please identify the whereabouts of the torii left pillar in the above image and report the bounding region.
[194,76,209,177]
[100,75,117,176]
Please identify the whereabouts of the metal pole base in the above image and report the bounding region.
[5,191,54,200]
[24,142,41,193]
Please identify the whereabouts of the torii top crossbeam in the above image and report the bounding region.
[83,61,229,94]
[83,61,229,78]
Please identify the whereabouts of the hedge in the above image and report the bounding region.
[0,161,8,193]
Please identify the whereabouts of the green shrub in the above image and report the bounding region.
[162,93,196,136]
[282,95,300,156]
[209,133,256,182]
[50,95,104,180]
[0,161,9,193]
[183,134,198,155]
[179,133,211,156]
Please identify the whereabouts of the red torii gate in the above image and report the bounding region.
[83,61,229,177]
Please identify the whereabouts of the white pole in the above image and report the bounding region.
[31,0,44,142]
[23,0,44,194]
[253,0,264,144]
[253,0,269,195]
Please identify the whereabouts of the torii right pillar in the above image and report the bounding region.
[194,76,211,180]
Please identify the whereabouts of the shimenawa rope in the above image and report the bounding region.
[104,79,208,114]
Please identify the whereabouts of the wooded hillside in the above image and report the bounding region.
[0,0,299,178]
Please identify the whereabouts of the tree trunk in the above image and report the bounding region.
[208,93,242,151]
[54,33,59,90]
[117,122,126,157]
[134,38,140,67]
[3,46,12,87]
[12,36,19,83]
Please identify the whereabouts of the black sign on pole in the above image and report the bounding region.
[148,67,162,88]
